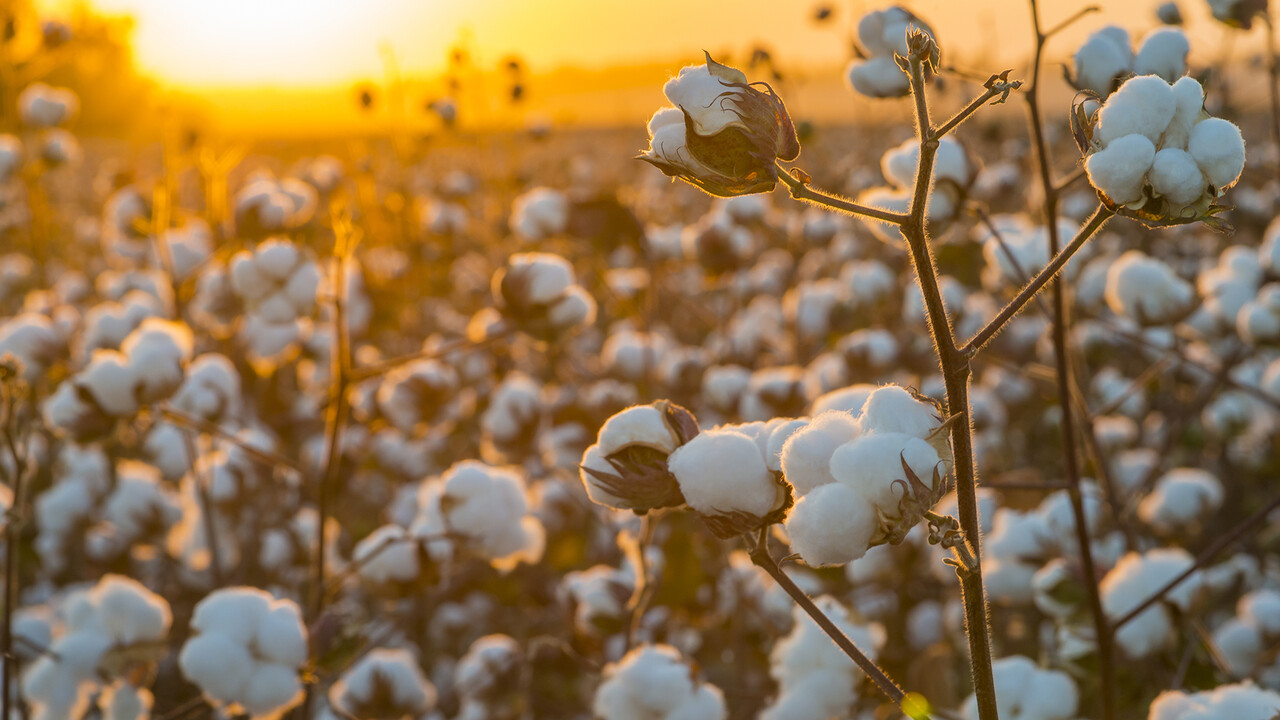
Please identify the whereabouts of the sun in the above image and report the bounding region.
[38,0,446,88]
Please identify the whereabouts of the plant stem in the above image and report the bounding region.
[1266,13,1280,177]
[775,164,909,225]
[961,204,1112,355]
[747,532,921,714]
[1024,3,1116,717]
[901,51,1000,720]
[0,420,27,720]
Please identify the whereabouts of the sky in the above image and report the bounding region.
[30,0,1268,134]
[36,0,1223,88]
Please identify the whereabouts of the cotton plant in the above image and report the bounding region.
[177,587,309,720]
[228,237,320,369]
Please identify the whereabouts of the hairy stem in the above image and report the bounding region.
[1025,2,1116,716]
[747,531,921,714]
[902,52,1000,720]
[776,164,909,225]
[961,204,1112,355]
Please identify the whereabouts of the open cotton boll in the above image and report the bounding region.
[1104,250,1195,324]
[779,411,858,495]
[663,63,742,137]
[1160,76,1205,150]
[331,648,436,720]
[811,383,877,415]
[79,350,141,416]
[1213,618,1264,677]
[1074,28,1132,95]
[785,481,878,566]
[1134,27,1190,82]
[668,429,781,520]
[1188,117,1246,190]
[1086,134,1157,205]
[352,524,419,584]
[770,595,884,695]
[846,56,912,98]
[509,187,568,240]
[1096,75,1177,145]
[1138,468,1224,532]
[1101,548,1199,658]
[1149,682,1280,720]
[961,655,1079,720]
[765,418,808,473]
[1149,148,1206,205]
[1240,589,1280,635]
[99,682,152,720]
[592,644,727,720]
[858,384,942,438]
[829,432,942,519]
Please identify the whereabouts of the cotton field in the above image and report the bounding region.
[2,1,1280,719]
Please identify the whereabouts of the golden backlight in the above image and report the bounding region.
[33,0,1259,133]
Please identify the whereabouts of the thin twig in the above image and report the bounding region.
[159,406,306,475]
[961,204,1112,355]
[776,164,909,225]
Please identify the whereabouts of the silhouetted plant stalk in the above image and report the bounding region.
[0,368,31,720]
[1023,1,1115,717]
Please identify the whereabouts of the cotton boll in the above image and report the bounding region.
[353,525,419,585]
[330,648,436,719]
[811,383,876,415]
[190,588,271,646]
[1101,548,1199,658]
[961,655,1079,720]
[241,663,305,718]
[765,418,808,473]
[829,433,941,519]
[99,682,153,720]
[1241,589,1280,635]
[1138,468,1224,532]
[1097,75,1177,145]
[179,633,255,702]
[592,644,727,720]
[846,55,910,99]
[1074,28,1132,95]
[1161,76,1205,151]
[1105,250,1195,324]
[1188,117,1246,190]
[1213,618,1263,677]
[1086,133,1157,205]
[779,411,859,496]
[1134,28,1190,82]
[857,384,942,438]
[785,482,878,566]
[668,429,781,520]
[254,603,308,667]
[1150,148,1206,204]
[663,63,742,137]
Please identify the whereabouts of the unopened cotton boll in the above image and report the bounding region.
[1086,134,1157,205]
[1188,117,1246,190]
[1133,27,1190,82]
[1097,75,1177,145]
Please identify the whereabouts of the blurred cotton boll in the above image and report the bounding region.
[493,252,597,340]
[329,648,437,720]
[411,460,545,570]
[178,587,308,720]
[845,6,936,99]
[960,655,1079,720]
[18,82,79,128]
[592,643,727,720]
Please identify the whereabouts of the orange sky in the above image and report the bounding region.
[33,0,1273,133]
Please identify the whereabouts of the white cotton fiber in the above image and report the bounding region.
[1086,134,1156,204]
[1096,75,1177,145]
[1149,148,1205,204]
[785,482,878,566]
[1188,117,1246,190]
